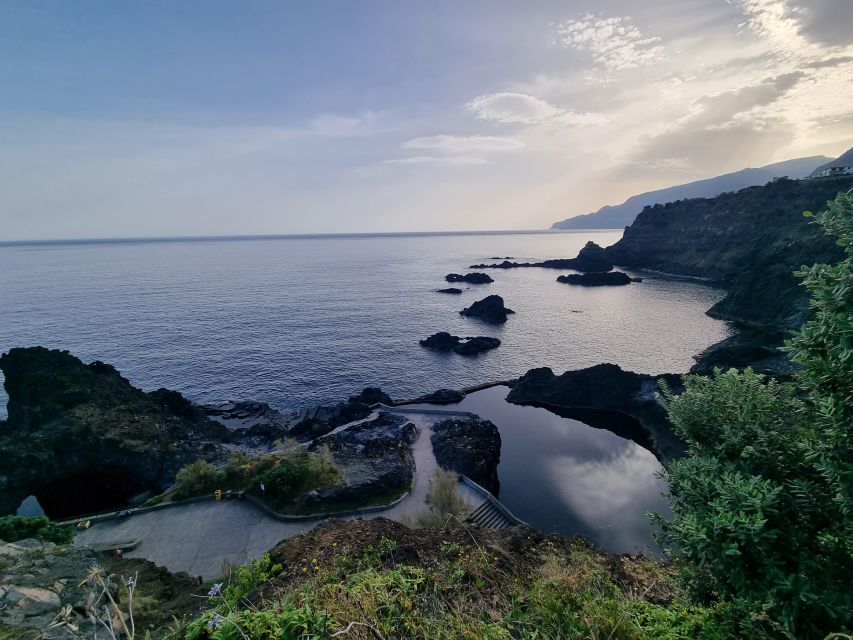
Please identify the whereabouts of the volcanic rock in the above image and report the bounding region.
[556,272,639,286]
[445,272,493,284]
[431,417,501,495]
[459,295,515,324]
[507,364,685,462]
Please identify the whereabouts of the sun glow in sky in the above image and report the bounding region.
[2,0,852,240]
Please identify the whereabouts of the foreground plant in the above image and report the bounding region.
[656,190,853,638]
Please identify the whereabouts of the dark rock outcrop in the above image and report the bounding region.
[431,417,501,495]
[0,347,229,518]
[604,175,853,329]
[304,413,418,506]
[403,389,465,405]
[470,242,613,273]
[445,272,493,284]
[690,328,795,376]
[419,332,500,356]
[436,288,463,294]
[506,365,685,462]
[557,272,639,286]
[283,387,392,440]
[459,295,515,324]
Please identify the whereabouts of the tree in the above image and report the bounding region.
[655,190,853,638]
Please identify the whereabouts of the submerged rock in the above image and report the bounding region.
[460,295,515,324]
[431,417,501,495]
[282,387,391,441]
[436,287,463,294]
[419,333,501,356]
[445,272,494,284]
[556,271,640,286]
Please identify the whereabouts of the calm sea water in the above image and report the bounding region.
[407,385,670,554]
[0,231,730,417]
[0,231,730,549]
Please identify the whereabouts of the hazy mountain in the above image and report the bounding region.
[551,156,831,229]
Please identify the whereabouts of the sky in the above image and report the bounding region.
[1,0,852,240]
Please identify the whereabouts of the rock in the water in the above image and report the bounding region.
[556,271,639,286]
[406,389,465,405]
[436,287,463,294]
[690,329,795,376]
[460,295,514,324]
[445,272,493,284]
[470,242,613,272]
[431,417,501,495]
[507,364,684,462]
[454,336,501,356]
[419,333,501,356]
[0,347,229,518]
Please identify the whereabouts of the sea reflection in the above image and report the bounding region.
[407,384,671,554]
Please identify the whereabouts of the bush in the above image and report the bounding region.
[412,468,470,528]
[173,460,224,500]
[656,189,853,637]
[0,515,74,544]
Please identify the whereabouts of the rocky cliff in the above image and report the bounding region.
[0,347,228,517]
[605,175,853,329]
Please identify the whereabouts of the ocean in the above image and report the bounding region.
[0,231,731,551]
[0,230,730,415]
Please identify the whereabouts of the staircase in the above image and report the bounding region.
[465,500,516,529]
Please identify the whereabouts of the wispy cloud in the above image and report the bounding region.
[402,134,524,153]
[382,155,489,166]
[554,14,665,71]
[465,92,607,126]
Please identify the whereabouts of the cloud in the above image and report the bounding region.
[800,55,853,69]
[465,92,608,126]
[793,0,853,47]
[402,134,524,153]
[554,14,665,71]
[626,72,806,173]
[381,155,489,166]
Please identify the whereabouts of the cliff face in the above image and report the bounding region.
[0,347,228,516]
[605,176,853,328]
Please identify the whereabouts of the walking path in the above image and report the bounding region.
[74,410,493,579]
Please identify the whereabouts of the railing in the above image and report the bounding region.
[459,474,528,527]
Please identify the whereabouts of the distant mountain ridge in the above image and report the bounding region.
[551,156,831,229]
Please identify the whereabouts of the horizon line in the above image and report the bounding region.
[0,228,621,247]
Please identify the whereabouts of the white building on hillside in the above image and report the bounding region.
[809,147,853,178]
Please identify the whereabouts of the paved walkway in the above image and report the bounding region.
[74,411,487,579]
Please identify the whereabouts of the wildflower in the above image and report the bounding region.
[125,576,136,588]
[208,582,223,597]
[208,614,225,630]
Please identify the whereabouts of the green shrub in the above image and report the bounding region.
[173,460,224,500]
[656,190,853,637]
[0,515,74,544]
[411,468,470,528]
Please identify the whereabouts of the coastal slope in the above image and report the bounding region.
[551,156,829,229]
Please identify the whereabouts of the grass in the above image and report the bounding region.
[166,527,739,640]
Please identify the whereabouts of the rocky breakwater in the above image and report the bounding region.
[0,347,230,518]
[304,412,419,507]
[506,364,685,462]
[460,295,514,324]
[556,272,640,286]
[470,242,614,273]
[445,272,494,284]
[420,332,501,356]
[431,417,501,495]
